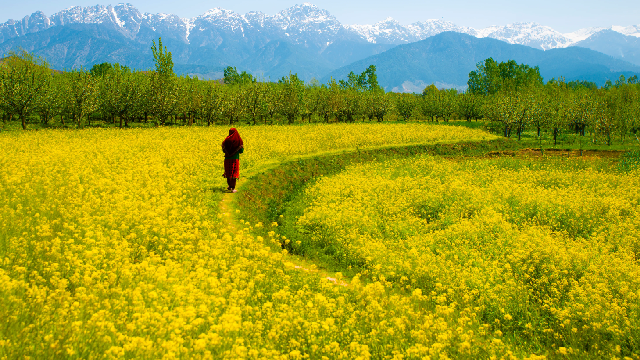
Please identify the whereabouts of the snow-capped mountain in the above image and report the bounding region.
[2,2,638,51]
[1,2,639,82]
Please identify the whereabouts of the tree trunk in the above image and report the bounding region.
[553,127,558,146]
[517,126,522,141]
[21,113,26,130]
[537,126,541,137]
[119,116,123,128]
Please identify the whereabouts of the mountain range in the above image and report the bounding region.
[1,3,639,90]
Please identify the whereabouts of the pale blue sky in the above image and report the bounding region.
[1,0,638,33]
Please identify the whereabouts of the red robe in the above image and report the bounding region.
[222,128,243,179]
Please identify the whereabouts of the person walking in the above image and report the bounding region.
[222,128,244,193]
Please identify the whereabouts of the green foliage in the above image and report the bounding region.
[618,150,640,172]
[566,79,598,90]
[338,65,382,92]
[394,93,418,121]
[61,69,98,127]
[223,66,256,86]
[3,46,640,144]
[0,50,51,129]
[468,58,543,95]
[151,38,174,78]
[420,85,459,121]
[89,62,113,77]
[90,62,131,78]
[279,73,305,124]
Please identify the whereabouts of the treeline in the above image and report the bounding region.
[0,40,396,130]
[466,58,640,145]
[1,40,639,147]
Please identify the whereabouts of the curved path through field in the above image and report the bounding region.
[219,139,519,287]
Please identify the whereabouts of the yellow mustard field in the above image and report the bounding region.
[295,155,640,359]
[0,124,511,359]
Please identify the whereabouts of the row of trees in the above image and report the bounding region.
[467,58,640,145]
[1,41,639,147]
[0,41,398,130]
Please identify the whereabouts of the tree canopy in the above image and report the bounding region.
[467,58,543,95]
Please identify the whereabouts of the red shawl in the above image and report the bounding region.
[222,128,243,156]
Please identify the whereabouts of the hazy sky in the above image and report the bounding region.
[2,0,638,33]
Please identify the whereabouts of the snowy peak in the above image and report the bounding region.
[473,22,572,50]
[347,17,420,44]
[1,2,639,54]
[271,3,342,43]
[407,19,474,39]
[610,25,640,38]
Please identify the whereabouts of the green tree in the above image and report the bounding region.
[244,82,269,125]
[394,93,418,121]
[363,90,390,122]
[199,81,221,126]
[223,66,256,86]
[98,64,138,128]
[545,82,571,146]
[339,65,381,92]
[468,58,543,95]
[0,51,51,129]
[151,38,174,77]
[89,62,117,77]
[61,69,98,128]
[36,72,64,126]
[278,73,304,124]
[218,85,246,125]
[335,88,360,122]
[458,92,484,121]
[149,38,177,125]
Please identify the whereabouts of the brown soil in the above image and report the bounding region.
[515,148,623,159]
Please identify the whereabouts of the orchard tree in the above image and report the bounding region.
[335,88,360,122]
[264,83,282,124]
[0,51,51,129]
[394,93,418,121]
[278,72,304,124]
[199,81,221,126]
[61,69,98,128]
[420,85,439,121]
[311,86,333,123]
[99,63,138,127]
[483,93,519,137]
[36,71,64,126]
[244,82,269,125]
[339,65,381,92]
[363,90,390,122]
[468,58,543,95]
[545,82,571,146]
[458,92,484,121]
[525,87,548,138]
[149,38,177,125]
[218,85,246,125]
[223,66,256,86]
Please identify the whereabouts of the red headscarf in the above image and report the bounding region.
[222,128,243,155]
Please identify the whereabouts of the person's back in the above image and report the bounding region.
[221,128,244,193]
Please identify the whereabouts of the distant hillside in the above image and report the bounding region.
[575,30,640,66]
[322,32,640,92]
